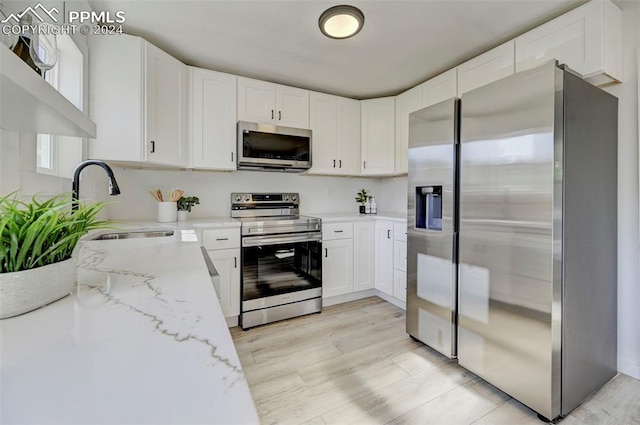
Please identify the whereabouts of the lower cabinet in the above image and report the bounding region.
[374,221,395,296]
[393,222,407,302]
[322,238,354,298]
[353,222,375,291]
[393,270,407,302]
[207,248,241,318]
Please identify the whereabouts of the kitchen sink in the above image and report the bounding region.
[90,230,175,240]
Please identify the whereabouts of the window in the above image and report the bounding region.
[36,34,84,178]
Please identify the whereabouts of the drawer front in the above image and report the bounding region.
[393,222,407,242]
[202,228,240,250]
[323,222,354,240]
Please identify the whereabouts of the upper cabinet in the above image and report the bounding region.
[422,68,457,107]
[515,0,622,86]
[309,92,360,175]
[188,67,237,170]
[361,97,395,176]
[237,77,310,129]
[457,41,515,96]
[89,35,187,167]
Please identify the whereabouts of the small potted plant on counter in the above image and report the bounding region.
[355,188,370,214]
[0,193,108,319]
[177,195,200,221]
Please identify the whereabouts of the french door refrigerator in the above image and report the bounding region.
[406,61,618,421]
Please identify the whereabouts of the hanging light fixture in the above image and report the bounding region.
[318,5,365,39]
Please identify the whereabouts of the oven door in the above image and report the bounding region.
[241,232,322,311]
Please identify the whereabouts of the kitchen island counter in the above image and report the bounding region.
[0,228,258,424]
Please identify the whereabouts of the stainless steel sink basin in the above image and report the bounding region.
[90,230,175,240]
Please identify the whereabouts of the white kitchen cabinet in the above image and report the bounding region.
[207,248,241,318]
[374,221,395,296]
[392,222,407,302]
[88,34,187,167]
[353,221,375,292]
[393,270,407,302]
[188,67,237,170]
[361,97,395,175]
[322,238,354,298]
[457,40,515,96]
[394,85,423,175]
[237,77,310,129]
[422,68,458,107]
[309,92,360,175]
[515,0,622,86]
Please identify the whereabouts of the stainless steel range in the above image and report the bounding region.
[232,193,322,329]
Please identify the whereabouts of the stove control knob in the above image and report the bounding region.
[234,194,242,202]
[243,194,251,202]
[283,194,289,201]
[291,194,297,202]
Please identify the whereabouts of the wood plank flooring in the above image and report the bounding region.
[230,297,640,425]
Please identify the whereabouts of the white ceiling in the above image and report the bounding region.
[88,0,589,99]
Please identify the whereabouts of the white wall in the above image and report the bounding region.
[379,176,408,215]
[104,167,383,219]
[603,0,640,379]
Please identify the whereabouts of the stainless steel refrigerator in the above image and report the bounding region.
[406,61,618,421]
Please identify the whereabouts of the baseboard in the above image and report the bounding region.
[323,289,377,307]
[225,316,238,328]
[375,291,406,310]
[618,357,640,380]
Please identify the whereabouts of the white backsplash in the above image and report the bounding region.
[378,176,408,215]
[105,167,395,220]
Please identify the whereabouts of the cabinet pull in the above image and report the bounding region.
[334,230,343,233]
[325,248,328,258]
[216,238,229,241]
[271,109,274,120]
[363,160,366,169]
[339,159,342,168]
[234,257,237,268]
[278,111,282,120]
[333,159,336,168]
[150,140,155,153]
[387,230,391,239]
[231,152,234,162]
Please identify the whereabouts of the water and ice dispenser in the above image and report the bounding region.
[415,186,443,231]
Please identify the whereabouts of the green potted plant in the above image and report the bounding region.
[355,188,370,214]
[0,193,108,319]
[177,196,200,221]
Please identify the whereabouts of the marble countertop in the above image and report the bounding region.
[0,228,258,424]
[308,211,408,223]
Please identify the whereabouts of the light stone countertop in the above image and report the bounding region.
[308,211,408,223]
[0,227,258,425]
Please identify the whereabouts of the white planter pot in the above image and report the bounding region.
[0,258,77,319]
[177,210,189,222]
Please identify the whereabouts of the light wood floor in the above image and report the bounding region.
[230,297,640,425]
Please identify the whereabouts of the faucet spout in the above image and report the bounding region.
[72,160,121,211]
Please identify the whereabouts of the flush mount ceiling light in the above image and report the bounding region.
[318,5,365,39]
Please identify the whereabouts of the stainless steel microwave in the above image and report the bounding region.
[237,121,312,172]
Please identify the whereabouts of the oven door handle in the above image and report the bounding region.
[242,232,322,247]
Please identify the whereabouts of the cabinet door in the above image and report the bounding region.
[322,239,354,298]
[309,92,338,173]
[395,85,423,175]
[237,77,276,124]
[514,0,622,84]
[189,67,237,170]
[276,84,310,129]
[393,270,407,302]
[422,69,457,107]
[393,239,407,272]
[208,248,241,318]
[458,41,514,96]
[337,97,361,175]
[353,221,375,292]
[361,97,395,175]
[374,221,394,296]
[145,41,187,167]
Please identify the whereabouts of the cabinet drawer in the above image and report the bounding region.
[323,222,354,240]
[201,228,240,250]
[393,222,407,242]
